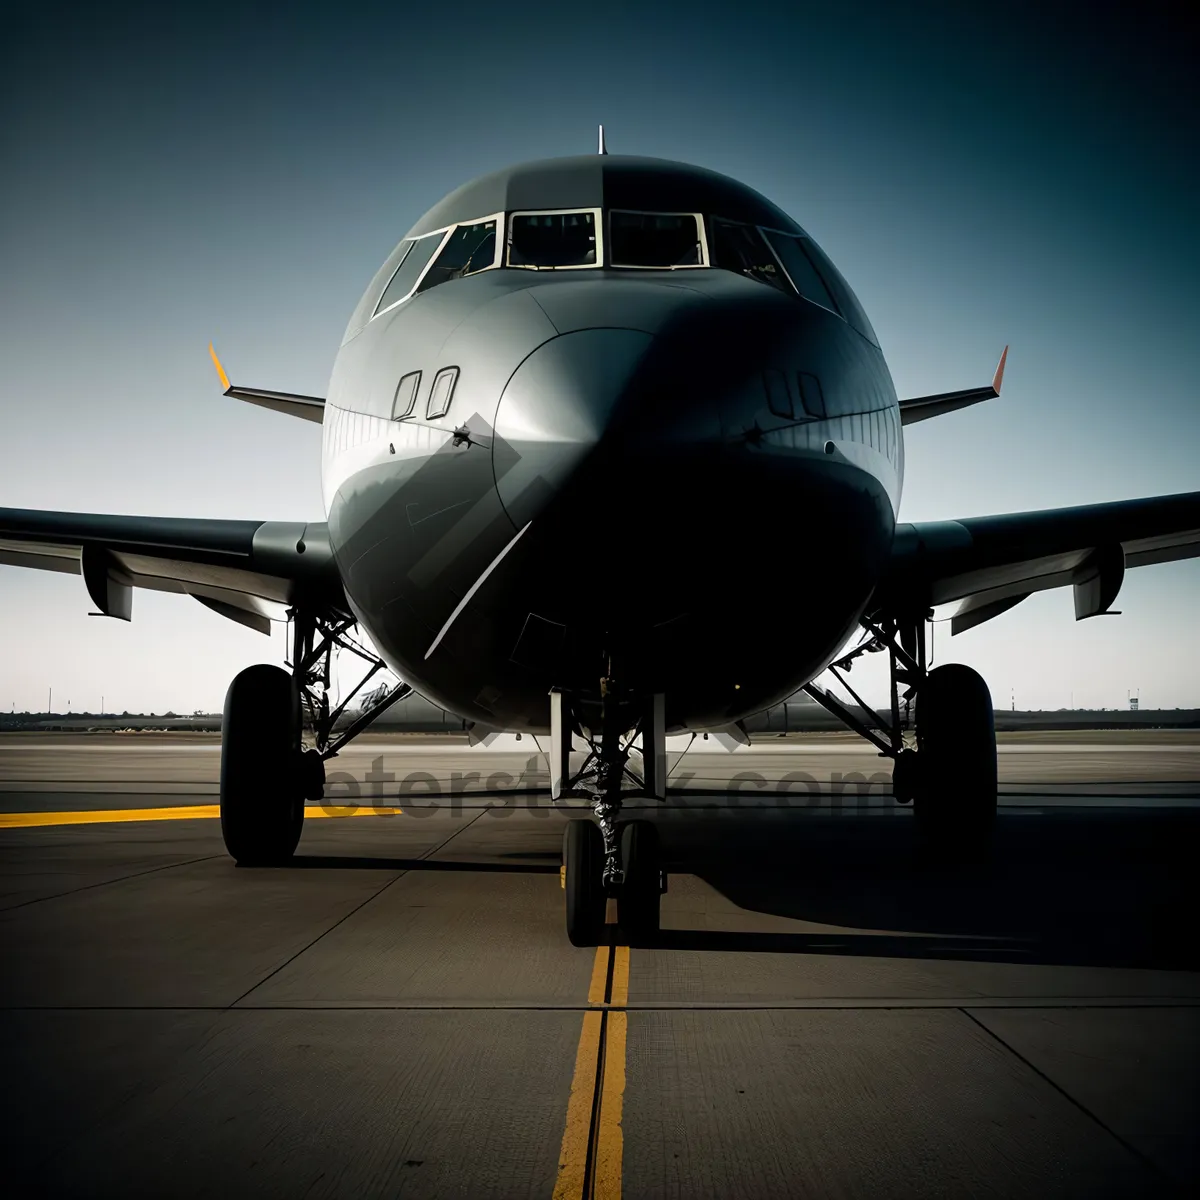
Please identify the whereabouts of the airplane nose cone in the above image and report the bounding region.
[492,329,653,529]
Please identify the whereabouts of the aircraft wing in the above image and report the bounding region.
[0,509,348,634]
[875,491,1200,634]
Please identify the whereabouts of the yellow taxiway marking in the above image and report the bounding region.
[553,1009,604,1200]
[0,805,403,829]
[608,944,629,1007]
[555,911,630,1198]
[595,1009,627,1200]
[587,943,610,1006]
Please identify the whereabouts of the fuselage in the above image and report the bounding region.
[320,156,901,733]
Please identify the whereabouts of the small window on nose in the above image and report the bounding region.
[427,367,459,420]
[764,369,792,419]
[798,372,827,419]
[393,371,421,419]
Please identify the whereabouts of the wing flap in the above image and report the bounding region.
[0,540,81,575]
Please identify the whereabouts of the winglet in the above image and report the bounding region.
[992,344,1008,395]
[208,342,231,392]
[209,343,327,422]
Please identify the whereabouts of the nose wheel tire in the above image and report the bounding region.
[914,663,997,861]
[617,819,661,944]
[563,818,605,946]
[220,664,305,866]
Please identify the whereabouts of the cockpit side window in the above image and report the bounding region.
[426,367,459,419]
[508,209,600,269]
[710,219,789,293]
[374,233,446,315]
[417,218,500,294]
[392,371,421,419]
[761,231,839,314]
[799,238,880,346]
[609,211,705,268]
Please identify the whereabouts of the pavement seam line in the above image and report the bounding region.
[227,807,487,1008]
[2,1001,1197,1013]
[0,854,225,912]
[957,1007,1176,1185]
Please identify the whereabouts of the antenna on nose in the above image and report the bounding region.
[597,124,607,155]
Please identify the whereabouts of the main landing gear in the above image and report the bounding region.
[219,609,413,866]
[556,677,667,947]
[914,663,997,855]
[806,612,997,862]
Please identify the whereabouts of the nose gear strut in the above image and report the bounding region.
[594,662,629,891]
[557,658,665,946]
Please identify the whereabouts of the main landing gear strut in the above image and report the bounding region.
[219,609,413,866]
[804,611,997,860]
[556,667,668,947]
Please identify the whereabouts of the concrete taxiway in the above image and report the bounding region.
[1,733,1197,1198]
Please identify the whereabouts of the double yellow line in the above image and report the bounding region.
[554,905,629,1200]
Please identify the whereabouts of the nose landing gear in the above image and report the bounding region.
[561,815,664,947]
[562,818,605,947]
[556,673,666,947]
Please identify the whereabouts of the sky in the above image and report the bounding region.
[1,0,1197,714]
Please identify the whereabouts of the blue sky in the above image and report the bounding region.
[1,0,1196,712]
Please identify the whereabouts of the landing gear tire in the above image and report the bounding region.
[914,663,997,860]
[563,819,605,947]
[617,819,661,945]
[220,664,305,866]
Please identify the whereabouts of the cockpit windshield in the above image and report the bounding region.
[710,219,789,293]
[609,211,703,268]
[508,210,598,269]
[416,218,498,294]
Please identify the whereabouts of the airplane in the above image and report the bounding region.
[2,141,1198,947]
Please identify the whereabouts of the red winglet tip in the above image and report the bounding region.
[992,344,1008,395]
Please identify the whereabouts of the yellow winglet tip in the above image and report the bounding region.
[992,344,1009,395]
[208,342,231,392]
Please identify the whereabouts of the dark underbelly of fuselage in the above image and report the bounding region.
[329,440,893,733]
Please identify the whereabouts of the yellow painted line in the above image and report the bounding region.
[0,805,224,829]
[308,807,404,819]
[0,805,403,829]
[552,1009,603,1200]
[557,904,631,1197]
[608,945,630,1008]
[587,944,609,1005]
[594,1010,627,1200]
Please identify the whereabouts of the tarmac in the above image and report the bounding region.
[1,733,1197,1198]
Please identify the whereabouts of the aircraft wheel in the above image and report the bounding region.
[914,663,997,859]
[220,664,304,866]
[563,819,605,946]
[618,819,661,945]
